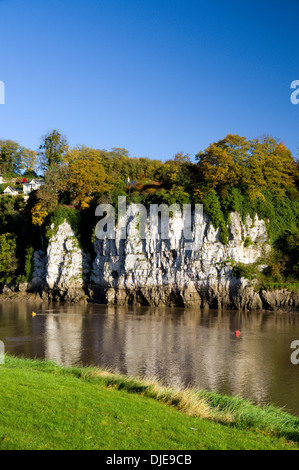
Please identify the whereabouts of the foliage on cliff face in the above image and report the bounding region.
[0,195,41,282]
[45,206,81,240]
[31,202,48,226]
[200,190,229,244]
[0,232,18,281]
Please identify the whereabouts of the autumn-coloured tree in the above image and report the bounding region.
[258,138,297,193]
[195,134,298,201]
[67,155,112,208]
[20,147,37,174]
[65,146,107,165]
[31,202,49,226]
[35,163,70,214]
[195,134,249,196]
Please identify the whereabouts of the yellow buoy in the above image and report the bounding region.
[32,312,37,317]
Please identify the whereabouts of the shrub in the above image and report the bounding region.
[24,245,35,282]
[0,232,18,282]
[45,206,81,240]
[202,190,229,244]
[244,236,253,247]
[232,263,258,280]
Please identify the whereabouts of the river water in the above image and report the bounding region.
[1,301,299,416]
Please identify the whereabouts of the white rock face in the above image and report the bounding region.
[46,221,86,289]
[29,210,298,310]
[90,207,270,308]
[32,220,91,300]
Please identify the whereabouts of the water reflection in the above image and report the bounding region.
[0,302,299,415]
[44,313,83,365]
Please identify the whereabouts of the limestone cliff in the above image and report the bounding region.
[26,207,298,310]
[90,207,270,309]
[31,220,91,302]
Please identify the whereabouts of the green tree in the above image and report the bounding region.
[155,153,191,188]
[0,233,18,281]
[20,147,37,174]
[35,163,70,214]
[38,130,68,172]
[195,134,249,196]
[0,140,23,175]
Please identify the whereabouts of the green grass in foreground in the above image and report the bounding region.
[0,355,298,450]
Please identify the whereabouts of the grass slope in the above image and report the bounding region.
[0,355,298,450]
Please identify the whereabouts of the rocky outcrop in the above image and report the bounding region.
[88,206,298,311]
[6,207,296,310]
[31,221,91,302]
[259,289,299,311]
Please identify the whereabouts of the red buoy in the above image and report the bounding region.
[235,330,241,337]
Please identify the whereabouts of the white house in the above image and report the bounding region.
[1,178,45,197]
[22,179,44,194]
[3,186,20,196]
[23,182,32,194]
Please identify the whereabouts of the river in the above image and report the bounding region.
[1,301,299,416]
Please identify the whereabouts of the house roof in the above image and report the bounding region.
[27,179,44,185]
[3,186,19,193]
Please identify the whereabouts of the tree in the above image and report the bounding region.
[31,202,49,226]
[20,147,37,174]
[195,134,249,195]
[155,153,191,188]
[0,233,18,280]
[195,134,299,200]
[65,146,107,165]
[258,138,297,193]
[38,130,68,172]
[156,160,180,188]
[67,155,112,208]
[0,140,23,175]
[105,148,131,181]
[274,230,299,279]
[173,152,191,165]
[35,163,70,213]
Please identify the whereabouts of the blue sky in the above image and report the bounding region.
[0,0,298,161]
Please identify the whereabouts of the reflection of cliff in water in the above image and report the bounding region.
[44,312,83,365]
[44,305,299,412]
[88,308,273,402]
[0,303,299,414]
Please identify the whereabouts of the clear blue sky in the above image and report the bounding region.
[0,0,298,161]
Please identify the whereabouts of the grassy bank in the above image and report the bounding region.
[0,355,298,450]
